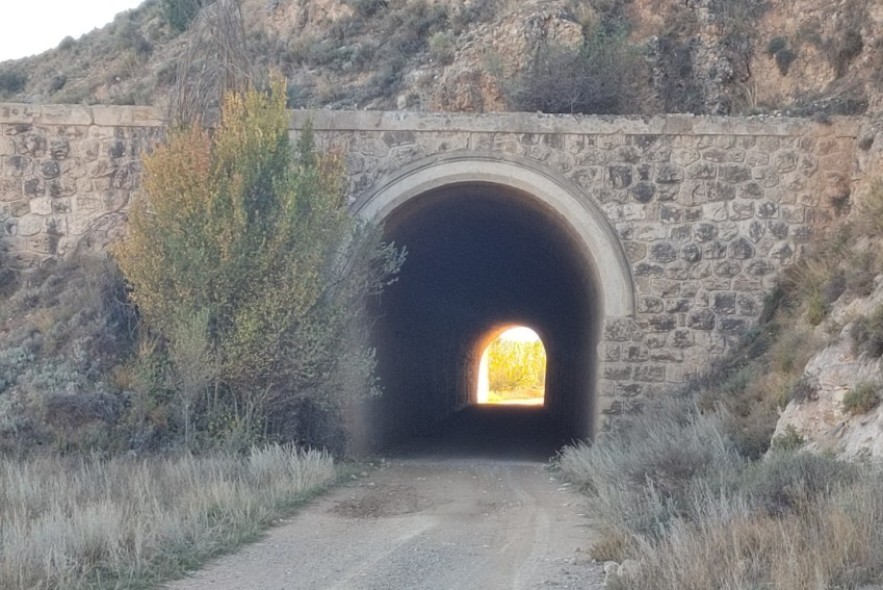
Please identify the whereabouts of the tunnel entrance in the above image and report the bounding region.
[476,326,546,407]
[365,180,600,457]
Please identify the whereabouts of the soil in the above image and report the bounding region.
[166,410,604,590]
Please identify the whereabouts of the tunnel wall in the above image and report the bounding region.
[0,104,864,433]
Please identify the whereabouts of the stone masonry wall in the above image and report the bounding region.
[0,104,862,425]
[0,104,163,260]
[296,111,859,423]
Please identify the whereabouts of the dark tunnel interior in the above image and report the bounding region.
[364,182,600,459]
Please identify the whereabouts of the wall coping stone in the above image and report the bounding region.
[0,103,862,137]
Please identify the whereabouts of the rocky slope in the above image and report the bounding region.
[772,117,883,459]
[0,0,882,116]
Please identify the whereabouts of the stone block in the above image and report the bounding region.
[639,296,665,313]
[757,202,779,219]
[602,343,621,362]
[650,242,678,263]
[686,161,717,180]
[650,349,684,362]
[604,365,632,381]
[714,260,742,277]
[629,182,656,203]
[29,197,52,216]
[720,164,751,183]
[635,262,665,277]
[728,237,755,259]
[634,365,667,382]
[712,292,736,314]
[608,165,633,188]
[647,314,677,332]
[782,205,805,223]
[718,317,747,335]
[0,136,14,156]
[702,202,729,222]
[604,318,644,342]
[688,308,716,330]
[623,345,649,362]
[774,150,799,173]
[672,149,700,166]
[681,242,702,262]
[670,224,692,241]
[729,200,754,220]
[707,181,736,201]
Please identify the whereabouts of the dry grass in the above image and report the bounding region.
[0,446,335,589]
[559,419,883,589]
[623,471,883,590]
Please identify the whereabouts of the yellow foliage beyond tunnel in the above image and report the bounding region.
[477,327,546,406]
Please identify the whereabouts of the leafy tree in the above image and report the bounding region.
[116,80,403,448]
[487,339,546,393]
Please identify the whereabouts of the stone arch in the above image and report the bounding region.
[353,151,635,449]
[353,152,635,317]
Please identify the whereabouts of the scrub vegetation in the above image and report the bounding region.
[0,80,400,588]
[0,446,335,589]
[557,182,883,588]
[486,338,546,403]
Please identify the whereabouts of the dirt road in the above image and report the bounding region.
[167,458,603,590]
[168,407,603,590]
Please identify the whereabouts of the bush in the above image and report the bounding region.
[347,0,387,18]
[57,36,76,51]
[0,447,335,589]
[505,25,647,114]
[428,30,456,65]
[832,29,863,78]
[850,305,883,358]
[116,80,403,450]
[0,70,26,94]
[162,0,205,32]
[771,424,805,451]
[738,451,857,516]
[774,48,798,76]
[843,382,881,415]
[766,36,788,56]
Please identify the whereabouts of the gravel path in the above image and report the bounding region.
[166,458,604,590]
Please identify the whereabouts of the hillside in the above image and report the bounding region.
[0,0,882,116]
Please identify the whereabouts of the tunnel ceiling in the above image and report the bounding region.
[369,182,601,449]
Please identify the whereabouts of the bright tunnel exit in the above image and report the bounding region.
[477,327,546,406]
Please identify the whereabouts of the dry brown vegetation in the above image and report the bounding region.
[558,181,883,588]
[0,446,334,590]
[1,0,881,115]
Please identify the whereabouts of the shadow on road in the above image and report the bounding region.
[389,405,573,462]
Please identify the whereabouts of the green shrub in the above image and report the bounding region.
[805,290,828,326]
[766,36,788,55]
[0,70,26,94]
[116,80,403,450]
[347,0,387,18]
[428,30,456,65]
[850,305,883,358]
[832,29,863,77]
[788,376,818,404]
[774,48,797,76]
[770,424,805,452]
[162,0,204,32]
[739,451,856,515]
[843,382,881,415]
[57,36,76,51]
[505,24,647,114]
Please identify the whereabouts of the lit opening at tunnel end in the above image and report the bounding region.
[477,327,546,407]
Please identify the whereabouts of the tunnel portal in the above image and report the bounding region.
[367,181,600,453]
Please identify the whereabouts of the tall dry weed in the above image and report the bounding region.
[0,446,334,589]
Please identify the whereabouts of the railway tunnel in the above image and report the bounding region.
[353,155,634,456]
